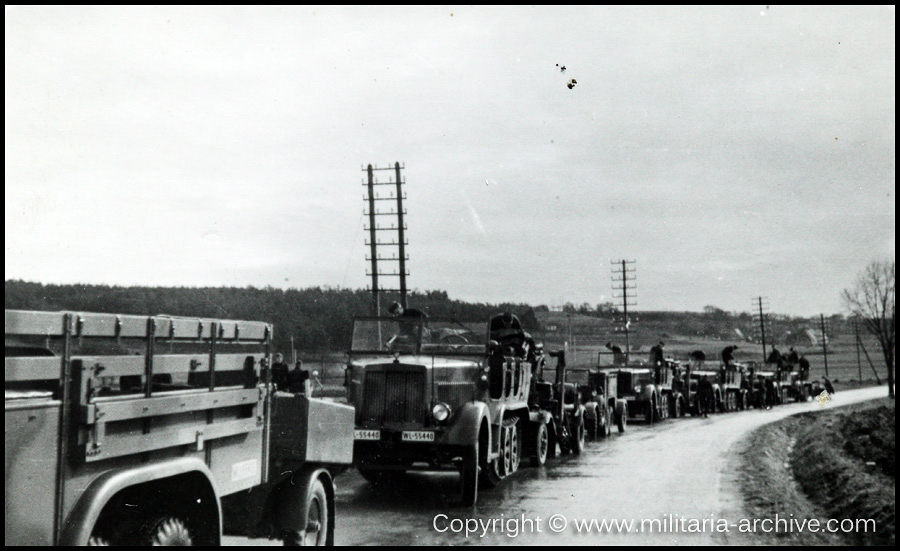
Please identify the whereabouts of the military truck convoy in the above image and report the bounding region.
[6,308,824,545]
[5,310,353,546]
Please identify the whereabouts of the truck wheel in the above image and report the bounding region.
[547,425,558,458]
[616,403,627,433]
[598,406,611,439]
[585,409,598,441]
[304,479,329,546]
[530,422,549,466]
[646,396,656,424]
[571,414,585,456]
[139,516,193,546]
[460,443,479,506]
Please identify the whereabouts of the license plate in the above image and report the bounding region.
[401,431,435,442]
[354,430,381,441]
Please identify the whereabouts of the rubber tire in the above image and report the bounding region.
[460,443,479,506]
[585,409,598,441]
[139,516,193,546]
[598,405,611,439]
[530,422,549,467]
[616,403,627,433]
[571,414,585,456]
[547,425,558,458]
[302,478,329,546]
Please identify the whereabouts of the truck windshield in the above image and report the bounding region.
[350,318,488,355]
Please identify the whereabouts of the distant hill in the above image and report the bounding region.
[5,280,846,356]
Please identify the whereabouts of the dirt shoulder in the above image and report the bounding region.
[733,398,895,545]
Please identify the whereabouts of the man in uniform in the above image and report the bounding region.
[697,374,714,417]
[721,345,738,370]
[606,342,626,366]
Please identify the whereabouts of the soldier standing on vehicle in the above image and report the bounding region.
[697,375,714,417]
[721,345,738,370]
[767,346,784,369]
[786,347,800,368]
[649,341,665,368]
[270,353,290,390]
[606,342,626,366]
[798,355,811,382]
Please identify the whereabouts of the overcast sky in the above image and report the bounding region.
[5,6,895,316]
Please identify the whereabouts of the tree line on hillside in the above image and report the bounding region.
[4,281,539,353]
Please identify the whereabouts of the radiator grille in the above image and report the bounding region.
[360,370,425,425]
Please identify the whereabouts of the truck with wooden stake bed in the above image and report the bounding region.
[5,309,354,546]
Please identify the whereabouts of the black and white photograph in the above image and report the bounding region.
[5,5,895,546]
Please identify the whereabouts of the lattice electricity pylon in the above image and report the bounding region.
[362,162,409,315]
[611,259,636,363]
[752,296,771,363]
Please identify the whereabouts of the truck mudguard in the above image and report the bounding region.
[58,457,221,546]
[442,401,491,450]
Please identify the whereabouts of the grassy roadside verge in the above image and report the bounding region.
[735,398,895,545]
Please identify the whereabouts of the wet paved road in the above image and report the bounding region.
[226,386,885,546]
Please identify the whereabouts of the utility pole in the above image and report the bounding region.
[611,260,637,365]
[362,162,410,314]
[819,314,829,378]
[854,318,862,383]
[753,297,770,364]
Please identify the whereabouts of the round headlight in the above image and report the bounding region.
[432,402,451,422]
[634,385,642,394]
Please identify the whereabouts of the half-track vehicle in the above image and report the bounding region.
[345,316,551,506]
[5,309,354,546]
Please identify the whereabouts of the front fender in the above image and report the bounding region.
[59,457,220,546]
[443,401,491,450]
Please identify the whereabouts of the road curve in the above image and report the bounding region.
[226,386,886,546]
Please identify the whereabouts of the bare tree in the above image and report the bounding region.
[842,259,895,398]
